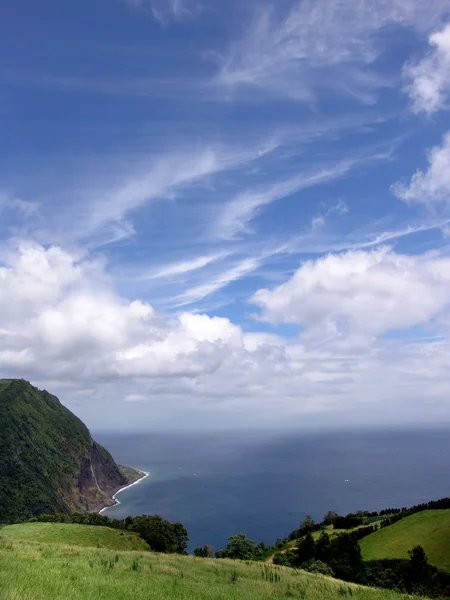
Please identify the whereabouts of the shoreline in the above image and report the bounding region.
[99,470,150,515]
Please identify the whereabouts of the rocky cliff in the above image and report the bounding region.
[0,379,131,523]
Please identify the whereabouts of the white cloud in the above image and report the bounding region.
[2,242,450,428]
[404,23,450,115]
[392,131,450,204]
[124,0,201,25]
[24,140,280,248]
[136,253,229,281]
[216,0,448,102]
[251,247,450,340]
[0,193,40,218]
[175,257,263,306]
[215,147,393,240]
[215,163,354,240]
[311,200,348,229]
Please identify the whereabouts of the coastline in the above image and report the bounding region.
[99,470,150,515]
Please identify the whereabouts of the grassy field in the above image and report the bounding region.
[266,520,384,563]
[0,523,422,600]
[360,510,450,572]
[0,523,150,551]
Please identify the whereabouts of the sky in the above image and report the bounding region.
[1,0,450,431]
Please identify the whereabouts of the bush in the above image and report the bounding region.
[273,550,296,567]
[129,515,188,554]
[305,560,335,577]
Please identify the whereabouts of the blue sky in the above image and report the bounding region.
[1,0,450,430]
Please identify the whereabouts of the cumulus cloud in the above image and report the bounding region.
[404,23,450,115]
[2,242,450,429]
[392,131,450,204]
[251,247,450,340]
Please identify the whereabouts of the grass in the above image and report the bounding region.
[266,521,384,563]
[360,510,450,572]
[0,523,423,600]
[0,523,150,551]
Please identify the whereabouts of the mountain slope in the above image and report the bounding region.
[0,523,150,551]
[0,524,419,600]
[360,510,450,572]
[0,379,129,523]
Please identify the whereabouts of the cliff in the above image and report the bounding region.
[0,379,130,523]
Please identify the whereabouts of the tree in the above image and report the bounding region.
[295,532,316,566]
[172,521,189,554]
[305,560,335,577]
[406,545,432,593]
[323,511,339,526]
[194,545,214,558]
[273,550,296,567]
[315,531,331,562]
[127,515,188,554]
[299,514,315,535]
[328,534,364,582]
[216,533,257,560]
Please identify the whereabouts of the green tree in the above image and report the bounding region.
[295,532,316,566]
[273,550,296,567]
[193,545,214,558]
[172,521,189,554]
[315,531,331,562]
[299,514,315,535]
[328,534,364,582]
[305,559,335,577]
[406,545,432,593]
[323,511,339,526]
[128,515,188,554]
[216,533,257,560]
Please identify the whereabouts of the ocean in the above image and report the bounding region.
[95,427,450,552]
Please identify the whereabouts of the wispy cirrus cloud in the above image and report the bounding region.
[32,138,280,247]
[404,23,450,115]
[0,194,40,219]
[214,164,355,240]
[214,146,395,240]
[124,0,201,25]
[173,257,264,306]
[135,252,230,281]
[216,0,447,103]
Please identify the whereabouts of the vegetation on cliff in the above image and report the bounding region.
[0,379,128,523]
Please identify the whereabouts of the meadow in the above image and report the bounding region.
[360,510,450,572]
[0,522,422,600]
[0,522,150,551]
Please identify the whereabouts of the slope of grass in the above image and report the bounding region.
[266,520,384,563]
[0,523,150,551]
[0,533,422,600]
[360,510,450,572]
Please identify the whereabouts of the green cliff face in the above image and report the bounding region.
[0,379,127,523]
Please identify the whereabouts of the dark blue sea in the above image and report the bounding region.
[95,428,450,552]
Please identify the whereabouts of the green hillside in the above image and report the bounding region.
[0,523,150,551]
[360,510,450,572]
[0,524,420,600]
[0,379,129,522]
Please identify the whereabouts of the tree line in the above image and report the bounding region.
[273,530,450,596]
